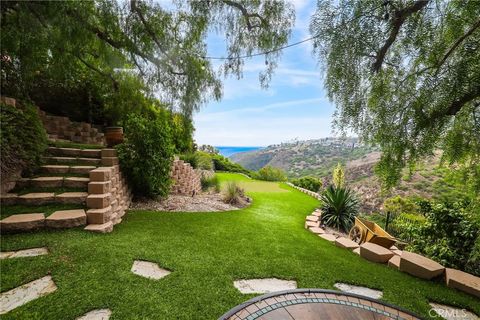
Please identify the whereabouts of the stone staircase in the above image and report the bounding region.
[0,146,131,234]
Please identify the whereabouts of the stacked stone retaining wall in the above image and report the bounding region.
[170,159,201,195]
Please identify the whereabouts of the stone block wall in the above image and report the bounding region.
[38,109,105,145]
[170,159,201,195]
[86,149,132,227]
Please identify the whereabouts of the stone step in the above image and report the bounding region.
[46,209,86,228]
[47,147,101,158]
[2,192,87,206]
[63,177,90,188]
[55,192,88,204]
[44,156,101,166]
[87,206,112,224]
[399,251,444,280]
[40,165,70,174]
[18,193,56,205]
[69,166,97,174]
[17,176,89,189]
[84,221,114,233]
[0,213,45,232]
[29,177,64,188]
[0,193,18,205]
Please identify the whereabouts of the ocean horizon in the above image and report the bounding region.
[215,146,263,157]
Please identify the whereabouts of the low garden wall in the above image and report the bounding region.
[170,159,201,196]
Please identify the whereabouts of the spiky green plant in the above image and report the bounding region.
[320,185,359,232]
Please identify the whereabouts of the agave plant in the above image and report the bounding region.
[320,185,359,232]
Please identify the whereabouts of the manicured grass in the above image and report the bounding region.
[1,173,478,319]
[1,203,84,219]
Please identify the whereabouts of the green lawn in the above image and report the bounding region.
[1,173,478,319]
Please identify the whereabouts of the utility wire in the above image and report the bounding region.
[201,34,319,60]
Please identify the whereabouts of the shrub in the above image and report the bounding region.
[223,181,245,205]
[402,200,479,275]
[0,101,47,178]
[179,153,198,168]
[212,154,250,175]
[383,196,419,215]
[320,185,359,232]
[196,152,214,170]
[117,113,174,198]
[254,166,286,181]
[201,175,220,192]
[291,176,321,192]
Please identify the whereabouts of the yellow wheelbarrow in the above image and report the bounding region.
[349,217,397,249]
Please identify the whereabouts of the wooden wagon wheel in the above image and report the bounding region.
[349,225,365,244]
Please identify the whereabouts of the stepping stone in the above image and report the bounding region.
[46,209,86,228]
[1,247,48,259]
[353,247,360,255]
[30,177,64,188]
[0,213,45,232]
[305,220,319,229]
[319,233,337,242]
[309,227,325,235]
[131,260,171,280]
[335,237,359,250]
[84,221,113,234]
[306,215,320,222]
[388,255,401,269]
[41,165,69,174]
[0,275,57,315]
[445,268,480,298]
[64,177,90,188]
[70,166,96,174]
[334,283,383,299]
[429,303,479,320]
[18,193,55,205]
[312,210,322,217]
[55,192,88,204]
[76,308,112,320]
[233,278,297,294]
[399,251,444,280]
[360,242,394,263]
[0,193,18,205]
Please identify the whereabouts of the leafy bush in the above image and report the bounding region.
[180,151,213,170]
[291,176,321,192]
[212,154,251,175]
[117,113,174,198]
[401,200,479,275]
[201,175,220,192]
[320,185,359,232]
[254,166,286,181]
[383,196,419,215]
[223,182,245,205]
[0,101,47,178]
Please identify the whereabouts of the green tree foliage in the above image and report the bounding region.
[0,101,47,178]
[212,154,251,175]
[399,200,479,275]
[320,185,359,232]
[291,176,322,192]
[310,0,480,190]
[254,166,287,181]
[1,0,294,119]
[117,113,174,198]
[332,163,345,189]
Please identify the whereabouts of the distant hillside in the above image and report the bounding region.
[230,138,377,178]
[230,139,469,213]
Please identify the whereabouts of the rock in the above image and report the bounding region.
[319,233,337,242]
[335,237,359,250]
[334,283,383,299]
[309,227,325,234]
[360,242,394,263]
[388,255,401,269]
[76,309,112,320]
[0,275,57,315]
[353,247,360,255]
[131,260,171,280]
[18,193,55,205]
[55,192,88,204]
[30,177,64,188]
[40,165,69,174]
[306,215,320,222]
[445,268,480,298]
[233,278,297,294]
[0,193,18,205]
[2,247,49,259]
[305,220,319,229]
[69,166,96,174]
[0,213,45,232]
[45,209,86,228]
[63,177,90,188]
[84,222,113,233]
[87,193,111,209]
[399,251,444,280]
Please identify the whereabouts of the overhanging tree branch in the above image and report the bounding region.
[372,0,429,73]
[221,0,267,31]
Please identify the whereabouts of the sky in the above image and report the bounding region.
[193,0,337,147]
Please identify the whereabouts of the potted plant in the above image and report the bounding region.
[105,126,124,147]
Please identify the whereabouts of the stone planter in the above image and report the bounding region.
[105,127,124,147]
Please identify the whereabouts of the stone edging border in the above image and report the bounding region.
[218,288,422,320]
[286,182,321,199]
